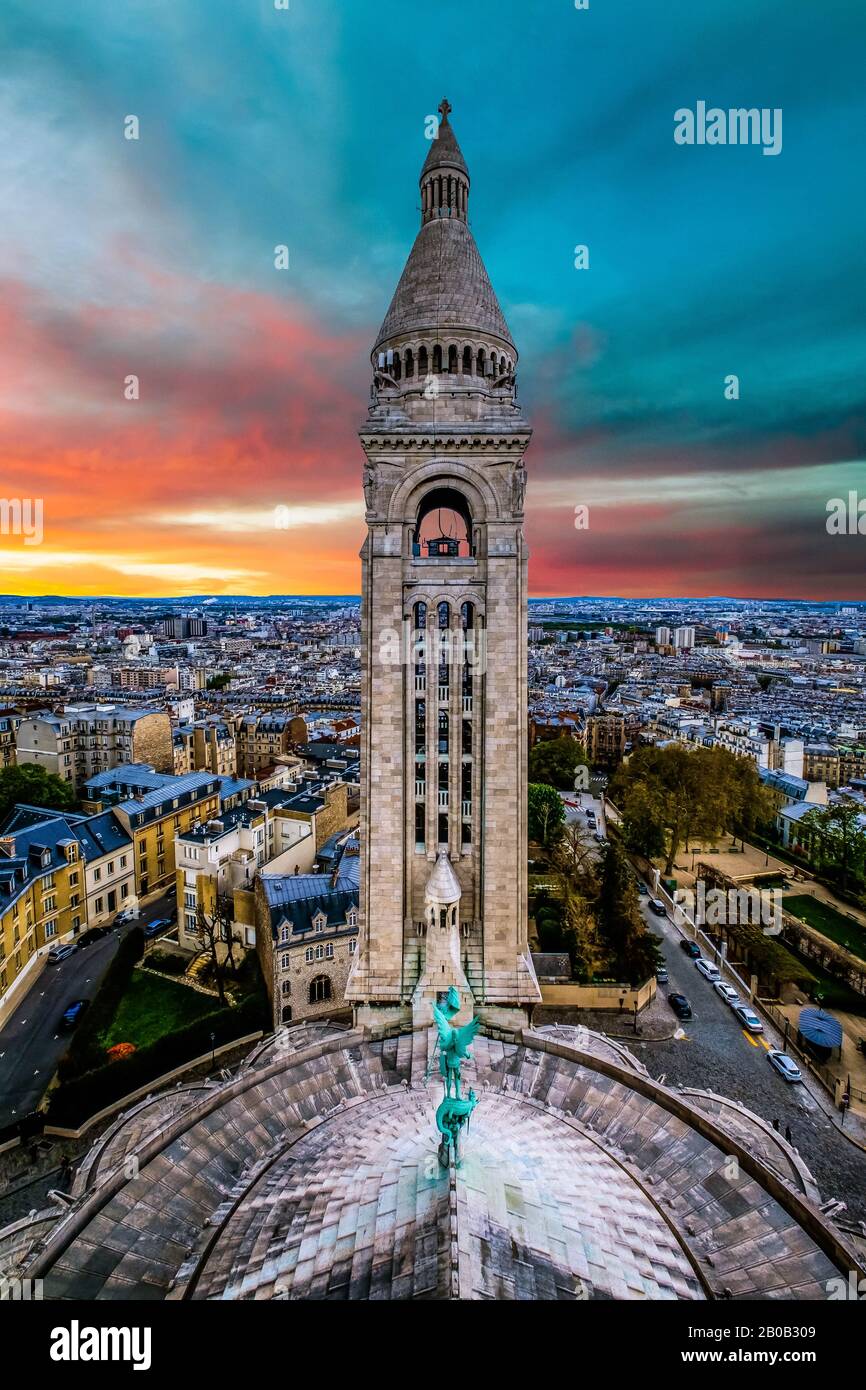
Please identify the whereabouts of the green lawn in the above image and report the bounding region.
[99,969,217,1051]
[784,894,866,962]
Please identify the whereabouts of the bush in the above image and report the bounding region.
[46,993,271,1128]
[145,950,188,977]
[57,927,145,1081]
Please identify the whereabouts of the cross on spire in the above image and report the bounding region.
[438,97,452,122]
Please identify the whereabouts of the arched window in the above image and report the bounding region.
[462,345,472,374]
[393,354,401,381]
[476,349,486,376]
[461,601,474,630]
[315,943,325,960]
[281,979,291,997]
[413,487,473,559]
[405,348,414,379]
[432,344,443,373]
[280,951,291,971]
[438,709,449,754]
[448,344,458,374]
[419,345,428,376]
[309,975,332,1004]
[281,1004,293,1023]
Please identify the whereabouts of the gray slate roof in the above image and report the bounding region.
[374,216,514,353]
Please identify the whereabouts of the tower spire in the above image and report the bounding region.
[420,97,469,224]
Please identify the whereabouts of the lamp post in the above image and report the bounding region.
[210,1031,216,1073]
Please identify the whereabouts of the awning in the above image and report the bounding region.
[797,1007,843,1050]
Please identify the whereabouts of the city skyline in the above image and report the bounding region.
[2,0,864,600]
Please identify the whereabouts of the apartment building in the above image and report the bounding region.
[83,764,222,900]
[16,702,173,791]
[0,709,20,768]
[174,796,316,952]
[0,822,85,1026]
[3,802,135,928]
[233,711,307,778]
[255,838,359,1027]
[585,712,627,768]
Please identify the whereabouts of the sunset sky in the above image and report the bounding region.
[1,0,864,599]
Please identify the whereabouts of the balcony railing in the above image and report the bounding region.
[415,780,426,798]
[462,696,473,715]
[438,790,449,809]
[438,685,449,704]
[461,800,472,819]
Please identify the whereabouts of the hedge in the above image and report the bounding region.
[46,992,270,1128]
[57,927,145,1080]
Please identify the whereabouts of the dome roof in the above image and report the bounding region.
[18,1025,858,1302]
[425,850,462,904]
[373,103,515,356]
[374,218,514,354]
[420,107,469,178]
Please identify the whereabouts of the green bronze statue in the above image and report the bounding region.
[431,986,480,1166]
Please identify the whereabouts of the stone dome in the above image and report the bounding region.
[373,217,514,358]
[11,1022,862,1302]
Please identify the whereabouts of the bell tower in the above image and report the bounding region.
[346,101,540,1030]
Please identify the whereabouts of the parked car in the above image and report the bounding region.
[47,942,77,964]
[59,999,88,1031]
[668,992,692,1020]
[638,883,648,896]
[734,1005,764,1034]
[767,1050,802,1083]
[656,967,669,984]
[714,981,740,1007]
[679,939,701,957]
[593,832,605,843]
[143,918,171,939]
[694,958,720,982]
[649,899,667,916]
[115,907,137,924]
[77,926,109,948]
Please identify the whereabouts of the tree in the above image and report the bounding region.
[528,783,565,849]
[0,764,75,824]
[193,893,242,1005]
[801,803,866,892]
[528,738,589,791]
[610,744,775,874]
[618,779,667,859]
[596,841,658,985]
[555,819,596,884]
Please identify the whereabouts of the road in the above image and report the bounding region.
[639,897,866,1223]
[0,889,176,1129]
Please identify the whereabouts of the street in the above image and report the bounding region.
[0,889,176,1129]
[640,897,866,1223]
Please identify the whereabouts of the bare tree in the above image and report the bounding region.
[193,894,238,1005]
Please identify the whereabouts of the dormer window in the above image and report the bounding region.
[347,907,357,928]
[313,911,326,934]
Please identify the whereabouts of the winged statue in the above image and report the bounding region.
[432,987,480,1100]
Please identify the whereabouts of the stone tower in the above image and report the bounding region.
[346,101,540,1030]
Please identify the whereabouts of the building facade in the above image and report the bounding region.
[346,103,540,1030]
[16,703,173,791]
